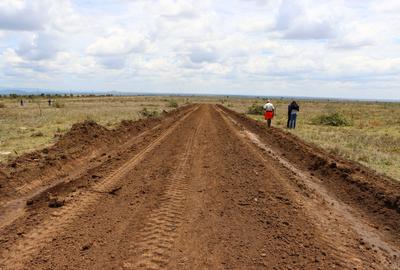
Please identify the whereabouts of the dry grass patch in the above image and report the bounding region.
[0,96,188,162]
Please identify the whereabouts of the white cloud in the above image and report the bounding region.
[369,0,400,13]
[0,1,47,31]
[85,28,151,69]
[0,0,400,99]
[188,47,219,64]
[87,29,149,56]
[275,0,336,40]
[16,32,61,60]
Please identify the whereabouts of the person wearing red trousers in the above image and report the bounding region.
[263,99,275,127]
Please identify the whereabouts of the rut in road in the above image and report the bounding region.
[0,104,399,270]
[127,113,203,269]
[0,106,199,270]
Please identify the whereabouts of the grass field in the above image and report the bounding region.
[0,95,399,181]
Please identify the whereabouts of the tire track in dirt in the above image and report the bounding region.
[218,105,400,236]
[0,107,195,232]
[239,126,400,268]
[216,107,365,268]
[216,106,400,269]
[123,111,203,270]
[14,122,161,196]
[0,106,199,270]
[166,105,347,268]
[0,120,168,231]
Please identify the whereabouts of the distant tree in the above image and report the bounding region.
[10,94,18,98]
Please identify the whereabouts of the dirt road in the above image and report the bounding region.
[0,104,399,269]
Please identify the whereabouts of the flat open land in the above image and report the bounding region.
[0,104,399,269]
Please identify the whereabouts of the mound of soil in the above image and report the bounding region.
[218,105,400,233]
[56,120,112,151]
[0,105,194,200]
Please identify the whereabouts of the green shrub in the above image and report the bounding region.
[54,101,65,108]
[139,108,159,118]
[31,131,44,137]
[247,104,264,115]
[312,112,352,126]
[168,99,178,108]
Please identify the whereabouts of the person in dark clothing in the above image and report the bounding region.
[48,99,52,106]
[288,101,300,129]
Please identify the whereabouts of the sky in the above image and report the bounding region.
[0,0,400,99]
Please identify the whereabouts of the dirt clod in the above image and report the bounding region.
[81,243,92,251]
[108,186,121,195]
[26,199,34,206]
[48,198,64,208]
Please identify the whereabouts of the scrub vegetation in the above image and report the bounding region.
[246,104,264,115]
[167,99,179,108]
[311,112,352,126]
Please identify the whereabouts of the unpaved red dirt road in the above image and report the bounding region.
[0,104,399,269]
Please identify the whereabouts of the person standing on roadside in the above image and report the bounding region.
[263,99,275,127]
[288,101,300,129]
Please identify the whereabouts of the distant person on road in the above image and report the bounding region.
[263,99,275,127]
[288,101,300,129]
[20,99,24,106]
[48,99,52,106]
